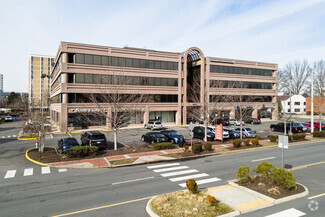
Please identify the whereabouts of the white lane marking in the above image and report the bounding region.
[161,169,198,177]
[58,168,67,172]
[4,170,16,179]
[23,168,33,176]
[265,208,306,217]
[179,177,222,187]
[51,134,54,139]
[112,176,155,185]
[67,132,72,137]
[13,135,16,137]
[169,173,209,182]
[7,136,10,138]
[147,163,180,169]
[252,156,276,162]
[2,136,4,138]
[153,166,189,173]
[41,167,51,174]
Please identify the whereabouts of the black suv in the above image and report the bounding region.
[80,131,107,149]
[193,126,215,141]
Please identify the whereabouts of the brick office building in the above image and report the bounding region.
[50,42,278,132]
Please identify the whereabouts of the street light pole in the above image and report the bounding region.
[40,73,51,153]
[311,69,314,133]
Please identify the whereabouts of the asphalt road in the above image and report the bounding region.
[1,120,324,216]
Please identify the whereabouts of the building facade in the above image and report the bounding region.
[306,97,325,114]
[50,42,278,132]
[28,55,54,110]
[0,74,3,99]
[279,95,306,114]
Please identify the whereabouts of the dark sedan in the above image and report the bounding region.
[141,132,169,144]
[57,138,79,154]
[245,118,261,124]
[223,128,240,139]
[161,129,185,145]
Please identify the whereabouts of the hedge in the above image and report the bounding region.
[152,142,173,150]
[233,139,242,148]
[64,146,98,158]
[268,135,278,142]
[192,143,203,154]
[313,131,325,138]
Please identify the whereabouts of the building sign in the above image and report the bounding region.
[75,108,100,113]
[215,124,223,141]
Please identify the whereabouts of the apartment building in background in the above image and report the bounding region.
[50,42,278,132]
[278,95,306,114]
[28,55,54,110]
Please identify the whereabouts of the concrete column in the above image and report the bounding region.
[176,110,181,125]
[272,103,278,120]
[183,106,187,125]
[144,106,149,124]
[229,109,235,119]
[106,107,112,129]
[252,107,258,119]
[62,52,68,63]
[60,104,68,132]
[62,94,68,103]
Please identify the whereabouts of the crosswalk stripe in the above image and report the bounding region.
[41,167,51,174]
[179,177,221,187]
[23,168,33,176]
[58,168,67,172]
[13,135,16,137]
[7,136,10,138]
[153,166,189,173]
[169,173,209,182]
[2,136,4,138]
[161,169,198,177]
[265,208,306,217]
[147,163,180,169]
[4,170,16,179]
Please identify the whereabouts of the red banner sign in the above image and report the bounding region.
[215,125,223,141]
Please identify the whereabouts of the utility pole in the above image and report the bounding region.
[311,69,314,133]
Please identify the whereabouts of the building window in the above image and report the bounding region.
[287,109,290,112]
[294,109,300,112]
[304,108,306,112]
[210,65,273,76]
[288,102,290,106]
[75,74,85,83]
[294,102,300,105]
[304,102,306,105]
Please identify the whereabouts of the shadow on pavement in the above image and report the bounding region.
[106,141,125,150]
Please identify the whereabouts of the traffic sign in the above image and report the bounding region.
[188,122,194,131]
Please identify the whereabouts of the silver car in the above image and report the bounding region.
[228,119,245,126]
[144,121,162,130]
[235,127,256,138]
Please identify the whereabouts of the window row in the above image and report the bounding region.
[51,94,62,103]
[67,93,178,103]
[51,75,62,90]
[209,80,273,89]
[70,53,179,71]
[209,95,273,102]
[210,65,273,77]
[68,73,178,87]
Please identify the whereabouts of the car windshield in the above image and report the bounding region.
[246,128,253,131]
[65,139,78,145]
[155,122,161,124]
[169,131,181,136]
[91,135,106,140]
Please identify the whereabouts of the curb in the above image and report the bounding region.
[25,148,47,166]
[53,132,67,135]
[17,135,38,140]
[146,194,240,217]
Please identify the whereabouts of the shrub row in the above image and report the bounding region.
[152,142,173,150]
[268,133,306,142]
[313,131,325,137]
[64,146,98,158]
[232,138,259,148]
[236,161,296,190]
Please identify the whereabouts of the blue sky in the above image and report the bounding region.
[0,0,324,92]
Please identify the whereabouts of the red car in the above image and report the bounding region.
[217,119,229,126]
[303,122,325,130]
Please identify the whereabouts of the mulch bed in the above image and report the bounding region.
[238,176,305,199]
[227,144,263,151]
[28,147,61,163]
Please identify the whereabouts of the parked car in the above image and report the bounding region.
[207,126,230,140]
[245,118,261,124]
[144,121,163,130]
[160,129,185,145]
[4,116,13,122]
[223,128,240,139]
[192,126,215,141]
[304,121,325,130]
[80,131,107,149]
[270,122,304,133]
[57,138,79,154]
[141,132,169,144]
[235,127,257,138]
[228,119,245,126]
[297,123,310,132]
[216,119,229,126]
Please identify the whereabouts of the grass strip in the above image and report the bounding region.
[109,158,138,166]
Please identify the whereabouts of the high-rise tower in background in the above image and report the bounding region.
[28,55,54,110]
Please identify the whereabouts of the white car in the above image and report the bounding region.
[144,121,162,130]
[5,116,13,121]
[207,126,229,140]
[228,119,244,126]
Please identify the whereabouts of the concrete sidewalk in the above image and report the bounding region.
[48,143,233,168]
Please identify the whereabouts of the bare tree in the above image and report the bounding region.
[82,73,148,150]
[277,60,310,95]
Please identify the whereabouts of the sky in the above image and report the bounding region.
[0,0,325,92]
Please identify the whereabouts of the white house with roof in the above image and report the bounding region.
[278,94,306,114]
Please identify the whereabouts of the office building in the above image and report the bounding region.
[50,42,278,131]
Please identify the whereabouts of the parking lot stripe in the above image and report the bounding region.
[169,173,209,182]
[23,168,33,176]
[41,167,51,174]
[58,169,67,172]
[4,170,16,179]
[252,156,276,162]
[265,208,306,217]
[147,163,180,169]
[179,177,221,187]
[160,169,198,177]
[153,166,189,173]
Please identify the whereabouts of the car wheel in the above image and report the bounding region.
[151,140,155,145]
